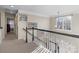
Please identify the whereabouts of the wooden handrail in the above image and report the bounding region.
[27,27,79,38]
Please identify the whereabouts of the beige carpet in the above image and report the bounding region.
[0,32,38,53]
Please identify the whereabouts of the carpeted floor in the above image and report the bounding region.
[0,32,38,53]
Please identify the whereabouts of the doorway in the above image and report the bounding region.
[5,14,17,40]
[7,17,15,33]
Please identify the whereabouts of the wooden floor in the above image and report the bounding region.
[0,32,38,53]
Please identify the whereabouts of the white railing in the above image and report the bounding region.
[24,27,79,53]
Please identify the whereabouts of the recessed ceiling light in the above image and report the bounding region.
[10,5,14,8]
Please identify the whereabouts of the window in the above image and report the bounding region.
[56,16,72,30]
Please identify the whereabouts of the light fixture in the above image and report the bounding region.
[10,5,14,8]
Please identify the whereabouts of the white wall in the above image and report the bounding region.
[17,10,50,41]
[27,15,49,30]
[18,15,26,40]
[0,10,6,40]
[72,14,79,35]
[17,12,27,40]
[0,9,6,44]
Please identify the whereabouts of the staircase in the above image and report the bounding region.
[32,45,51,53]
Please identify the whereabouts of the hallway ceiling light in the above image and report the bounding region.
[10,5,14,8]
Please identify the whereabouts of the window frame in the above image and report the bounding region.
[55,15,72,31]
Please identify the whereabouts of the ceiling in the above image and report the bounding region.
[0,5,79,17]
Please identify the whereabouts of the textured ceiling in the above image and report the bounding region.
[0,5,79,17]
